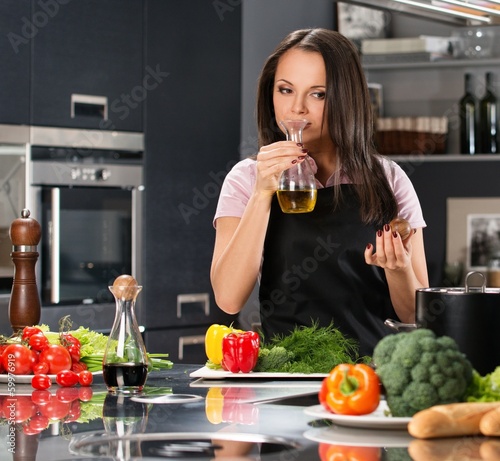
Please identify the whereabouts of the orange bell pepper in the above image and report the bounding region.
[319,363,381,416]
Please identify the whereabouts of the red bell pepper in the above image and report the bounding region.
[221,331,260,373]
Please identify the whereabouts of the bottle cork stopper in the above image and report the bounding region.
[112,274,140,301]
[9,209,42,246]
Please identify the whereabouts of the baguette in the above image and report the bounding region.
[479,405,500,436]
[480,439,500,461]
[408,402,500,439]
[408,438,483,461]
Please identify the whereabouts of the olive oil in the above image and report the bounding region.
[277,189,317,213]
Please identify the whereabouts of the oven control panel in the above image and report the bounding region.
[70,167,111,182]
[31,161,143,188]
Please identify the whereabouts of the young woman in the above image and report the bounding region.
[211,28,428,356]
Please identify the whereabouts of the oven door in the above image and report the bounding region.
[39,186,134,305]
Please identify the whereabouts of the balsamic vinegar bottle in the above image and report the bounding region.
[459,73,478,155]
[479,72,498,154]
[103,274,148,394]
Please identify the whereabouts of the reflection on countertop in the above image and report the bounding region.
[0,364,497,461]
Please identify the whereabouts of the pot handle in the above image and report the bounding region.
[384,318,417,332]
[465,271,486,293]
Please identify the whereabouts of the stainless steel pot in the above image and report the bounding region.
[385,272,500,375]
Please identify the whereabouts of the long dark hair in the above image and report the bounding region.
[256,28,398,225]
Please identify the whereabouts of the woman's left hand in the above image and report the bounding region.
[364,223,414,271]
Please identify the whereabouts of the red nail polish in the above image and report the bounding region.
[298,156,305,160]
[393,232,398,238]
[384,224,390,232]
[301,148,308,154]
[296,143,303,147]
[291,159,297,164]
[377,230,382,237]
[366,243,372,250]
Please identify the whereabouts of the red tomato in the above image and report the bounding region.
[33,361,49,375]
[1,344,33,375]
[78,370,93,386]
[29,332,49,351]
[65,400,81,422]
[31,374,52,391]
[31,390,52,406]
[56,370,79,387]
[2,396,36,423]
[27,414,50,433]
[30,348,39,369]
[66,343,81,363]
[56,387,80,403]
[39,345,72,374]
[61,333,80,348]
[39,399,71,421]
[78,386,93,402]
[71,361,88,373]
[21,326,43,341]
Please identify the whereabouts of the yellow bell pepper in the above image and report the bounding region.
[205,387,224,424]
[205,324,233,365]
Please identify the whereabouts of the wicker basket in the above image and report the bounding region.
[375,116,448,156]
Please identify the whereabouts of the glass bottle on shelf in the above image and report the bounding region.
[459,73,478,155]
[103,274,148,394]
[479,72,498,154]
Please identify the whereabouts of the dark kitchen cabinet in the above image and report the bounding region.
[31,0,143,131]
[143,0,241,361]
[0,0,30,124]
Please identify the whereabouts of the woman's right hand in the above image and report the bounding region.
[255,141,307,195]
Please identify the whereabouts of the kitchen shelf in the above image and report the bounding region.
[364,57,500,71]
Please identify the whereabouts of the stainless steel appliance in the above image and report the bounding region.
[0,125,144,334]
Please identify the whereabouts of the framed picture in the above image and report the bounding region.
[334,2,390,46]
[447,197,500,274]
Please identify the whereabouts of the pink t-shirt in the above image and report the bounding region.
[214,156,426,229]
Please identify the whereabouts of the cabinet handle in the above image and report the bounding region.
[71,94,108,120]
[176,293,210,318]
[178,335,205,360]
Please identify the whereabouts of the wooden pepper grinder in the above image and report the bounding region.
[8,209,41,333]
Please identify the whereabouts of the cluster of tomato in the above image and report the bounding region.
[0,326,93,390]
[1,386,94,435]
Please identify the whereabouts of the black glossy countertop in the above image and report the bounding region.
[0,364,491,460]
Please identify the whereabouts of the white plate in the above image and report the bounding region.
[304,426,413,447]
[304,401,411,430]
[0,371,102,385]
[189,366,327,379]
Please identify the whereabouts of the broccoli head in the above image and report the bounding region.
[374,329,473,417]
[254,346,294,372]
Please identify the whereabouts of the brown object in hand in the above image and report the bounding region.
[408,402,500,439]
[389,217,412,240]
[9,209,42,333]
[112,274,140,301]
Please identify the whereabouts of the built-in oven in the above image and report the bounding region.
[0,125,144,335]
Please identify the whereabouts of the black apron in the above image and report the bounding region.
[259,185,396,357]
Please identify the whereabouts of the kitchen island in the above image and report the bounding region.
[0,364,491,460]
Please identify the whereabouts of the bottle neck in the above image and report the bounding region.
[465,74,474,95]
[485,73,495,93]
